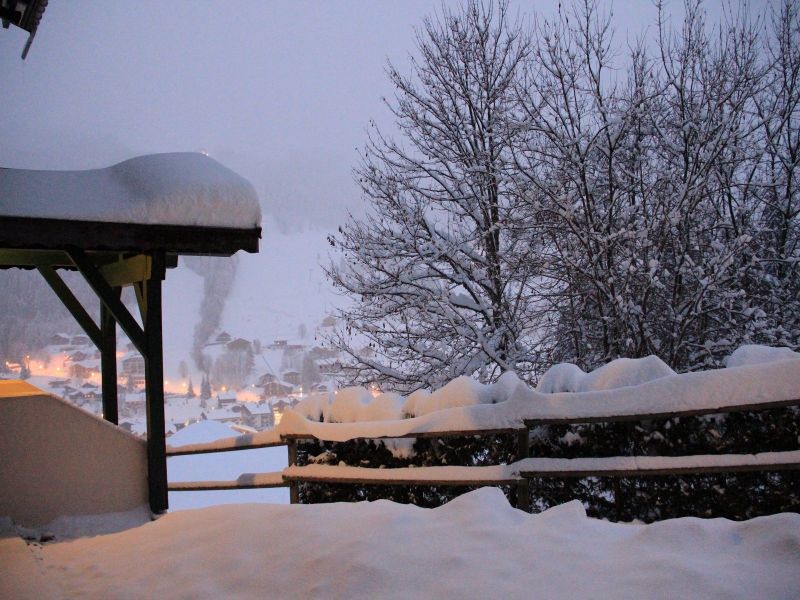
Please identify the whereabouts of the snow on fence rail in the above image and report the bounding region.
[166,356,800,511]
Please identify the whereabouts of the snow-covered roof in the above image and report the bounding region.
[0,153,261,229]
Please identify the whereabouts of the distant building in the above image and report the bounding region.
[216,391,237,406]
[238,403,274,429]
[203,406,242,425]
[68,350,90,363]
[214,331,232,345]
[121,354,146,388]
[70,361,99,380]
[271,398,297,426]
[257,372,277,386]
[282,370,301,386]
[262,380,293,398]
[226,338,252,352]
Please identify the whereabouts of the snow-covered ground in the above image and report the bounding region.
[2,488,799,600]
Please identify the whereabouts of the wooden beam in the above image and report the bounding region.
[0,249,74,268]
[66,247,146,354]
[166,439,287,456]
[101,292,119,425]
[168,472,287,492]
[0,216,260,256]
[287,440,299,504]
[143,251,168,513]
[280,427,522,442]
[516,429,530,512]
[99,255,151,287]
[518,451,800,479]
[36,266,102,348]
[282,473,517,487]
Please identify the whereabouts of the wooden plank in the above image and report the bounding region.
[282,474,517,487]
[523,397,800,427]
[281,427,522,442]
[283,464,518,487]
[167,439,287,457]
[169,473,288,492]
[0,216,260,256]
[518,451,800,479]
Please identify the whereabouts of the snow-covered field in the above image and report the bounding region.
[3,488,799,600]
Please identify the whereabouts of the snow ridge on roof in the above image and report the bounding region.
[0,153,261,228]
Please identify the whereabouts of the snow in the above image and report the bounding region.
[724,344,800,368]
[537,355,675,393]
[0,152,261,228]
[3,488,798,599]
[178,346,800,446]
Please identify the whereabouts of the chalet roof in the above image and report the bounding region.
[0,153,261,262]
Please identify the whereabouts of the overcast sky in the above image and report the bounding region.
[0,1,762,229]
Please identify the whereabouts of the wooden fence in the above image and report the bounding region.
[167,393,800,512]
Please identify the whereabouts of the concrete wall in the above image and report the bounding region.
[0,380,149,527]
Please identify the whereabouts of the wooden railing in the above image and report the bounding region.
[167,391,800,512]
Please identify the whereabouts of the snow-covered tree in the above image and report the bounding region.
[326,0,539,392]
[514,0,793,371]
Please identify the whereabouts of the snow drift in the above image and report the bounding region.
[18,487,800,600]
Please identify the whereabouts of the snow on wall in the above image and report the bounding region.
[0,153,261,228]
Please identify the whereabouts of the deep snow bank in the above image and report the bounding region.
[35,488,800,600]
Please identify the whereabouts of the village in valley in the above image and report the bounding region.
[3,316,348,440]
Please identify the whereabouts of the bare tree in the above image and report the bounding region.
[515,0,772,371]
[326,1,537,392]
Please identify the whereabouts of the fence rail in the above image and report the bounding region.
[167,393,800,513]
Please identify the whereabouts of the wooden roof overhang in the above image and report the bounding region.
[0,213,261,514]
[0,214,260,261]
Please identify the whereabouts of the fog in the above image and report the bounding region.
[0,0,682,229]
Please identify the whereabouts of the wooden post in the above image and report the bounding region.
[143,252,168,514]
[100,289,119,425]
[516,428,531,512]
[287,439,299,504]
